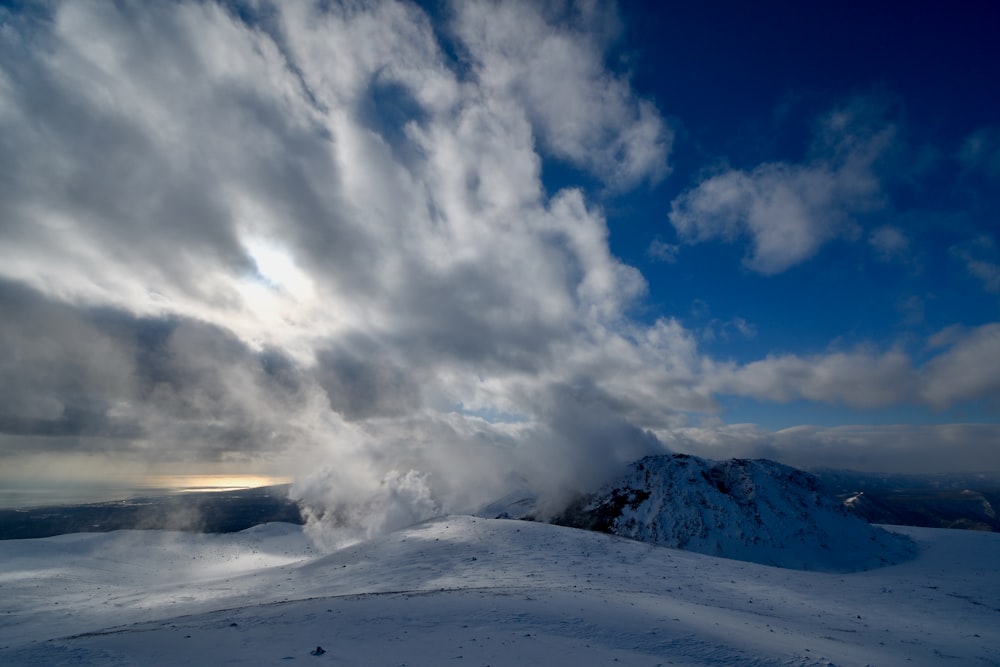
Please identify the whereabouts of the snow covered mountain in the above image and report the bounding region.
[554,453,916,571]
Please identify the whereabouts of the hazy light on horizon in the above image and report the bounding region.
[0,474,293,509]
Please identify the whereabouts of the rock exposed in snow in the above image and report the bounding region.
[554,453,916,571]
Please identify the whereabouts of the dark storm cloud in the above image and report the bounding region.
[0,281,136,445]
[0,279,310,460]
[314,338,424,421]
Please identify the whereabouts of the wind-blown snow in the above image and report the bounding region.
[559,454,916,570]
[1,517,998,665]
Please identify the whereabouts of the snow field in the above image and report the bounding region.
[1,517,997,665]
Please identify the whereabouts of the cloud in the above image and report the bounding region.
[706,347,916,409]
[647,238,679,263]
[703,323,1000,411]
[921,324,1000,409]
[667,422,1000,474]
[668,99,894,274]
[697,316,757,344]
[868,225,911,262]
[0,1,997,541]
[950,236,1000,293]
[452,0,671,190]
[0,0,683,539]
[0,278,325,464]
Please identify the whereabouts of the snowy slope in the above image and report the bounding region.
[557,454,916,571]
[475,487,538,520]
[2,517,999,666]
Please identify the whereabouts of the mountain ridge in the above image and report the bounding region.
[553,453,916,571]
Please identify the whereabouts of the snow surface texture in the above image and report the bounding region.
[561,454,916,571]
[2,517,998,666]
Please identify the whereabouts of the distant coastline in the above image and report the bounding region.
[0,484,303,540]
[0,474,293,511]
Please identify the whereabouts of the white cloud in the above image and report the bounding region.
[0,1,997,538]
[668,100,894,274]
[951,236,1000,293]
[727,317,757,340]
[706,348,916,409]
[453,0,671,190]
[868,225,911,262]
[921,323,1000,409]
[647,238,679,263]
[703,323,1000,412]
[698,316,756,343]
[667,422,1000,474]
[0,0,686,534]
[966,260,1000,293]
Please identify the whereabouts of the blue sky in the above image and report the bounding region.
[609,0,1000,428]
[0,0,998,511]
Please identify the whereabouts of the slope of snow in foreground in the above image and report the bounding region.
[1,517,997,666]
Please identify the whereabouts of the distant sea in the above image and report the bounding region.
[0,480,303,539]
[0,474,292,510]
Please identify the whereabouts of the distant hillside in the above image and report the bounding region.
[554,454,915,571]
[812,469,1000,532]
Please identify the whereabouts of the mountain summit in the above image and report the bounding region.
[554,453,916,571]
